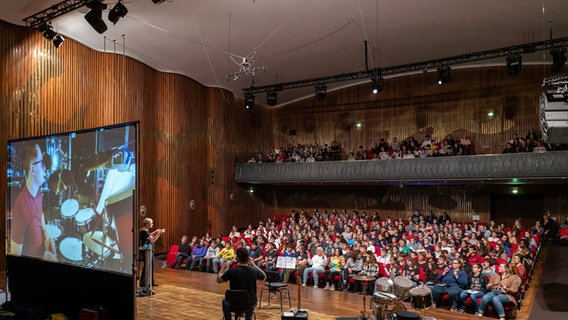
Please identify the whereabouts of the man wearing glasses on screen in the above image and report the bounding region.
[10,144,57,262]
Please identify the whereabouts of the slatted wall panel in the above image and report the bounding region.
[0,21,216,259]
[273,66,548,156]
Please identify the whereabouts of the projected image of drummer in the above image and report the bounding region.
[10,144,57,261]
[8,124,136,276]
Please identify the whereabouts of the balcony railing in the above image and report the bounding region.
[234,151,568,185]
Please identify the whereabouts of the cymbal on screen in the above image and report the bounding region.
[48,169,74,193]
[83,151,118,172]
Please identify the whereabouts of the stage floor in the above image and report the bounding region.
[137,267,497,320]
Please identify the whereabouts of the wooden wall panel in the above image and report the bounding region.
[272,66,548,156]
[0,20,215,261]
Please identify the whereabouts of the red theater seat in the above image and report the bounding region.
[166,245,179,267]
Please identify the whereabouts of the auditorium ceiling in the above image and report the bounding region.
[2,1,568,106]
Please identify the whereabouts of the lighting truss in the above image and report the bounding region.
[23,0,91,28]
[542,73,568,89]
[243,37,568,96]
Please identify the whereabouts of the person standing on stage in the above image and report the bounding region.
[217,247,266,320]
[139,217,165,288]
[10,144,57,261]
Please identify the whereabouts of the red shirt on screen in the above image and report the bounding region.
[12,187,44,258]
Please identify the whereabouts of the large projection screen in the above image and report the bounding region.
[7,123,137,274]
[6,122,138,318]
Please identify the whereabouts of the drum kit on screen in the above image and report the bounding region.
[44,150,122,270]
[365,277,437,320]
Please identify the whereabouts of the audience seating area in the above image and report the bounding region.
[167,208,557,319]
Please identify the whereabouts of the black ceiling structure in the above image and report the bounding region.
[243,37,568,97]
[22,0,90,28]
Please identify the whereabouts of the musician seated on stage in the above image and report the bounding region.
[217,247,266,320]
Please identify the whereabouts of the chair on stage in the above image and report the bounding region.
[259,271,291,312]
[224,290,256,320]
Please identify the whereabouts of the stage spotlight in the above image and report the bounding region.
[371,70,384,94]
[42,27,57,41]
[315,83,327,101]
[506,55,522,76]
[266,90,278,106]
[550,47,567,73]
[108,1,128,25]
[53,34,65,48]
[437,65,451,85]
[244,93,255,109]
[85,1,108,34]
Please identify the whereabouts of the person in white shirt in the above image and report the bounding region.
[302,246,328,288]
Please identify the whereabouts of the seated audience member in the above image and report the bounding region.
[217,247,266,320]
[171,235,191,269]
[481,257,496,278]
[259,242,279,272]
[302,246,328,288]
[403,258,420,287]
[228,225,241,238]
[478,263,522,320]
[510,253,527,281]
[458,263,489,314]
[354,254,379,295]
[342,250,364,290]
[248,241,263,265]
[424,260,438,286]
[213,241,236,274]
[186,239,207,271]
[431,259,468,310]
[204,241,220,272]
[324,247,345,290]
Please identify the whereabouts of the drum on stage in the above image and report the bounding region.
[375,277,394,294]
[393,276,412,300]
[59,237,83,263]
[371,292,405,320]
[75,208,95,235]
[409,286,432,309]
[386,310,420,320]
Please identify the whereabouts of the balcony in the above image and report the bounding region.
[234,151,568,185]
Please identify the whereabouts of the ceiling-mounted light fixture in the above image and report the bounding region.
[371,68,384,94]
[52,34,65,48]
[550,47,567,73]
[151,0,166,4]
[84,1,108,34]
[315,83,327,101]
[506,54,522,76]
[108,1,128,25]
[437,65,451,85]
[266,90,278,106]
[244,93,255,109]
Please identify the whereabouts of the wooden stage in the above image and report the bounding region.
[137,267,499,320]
